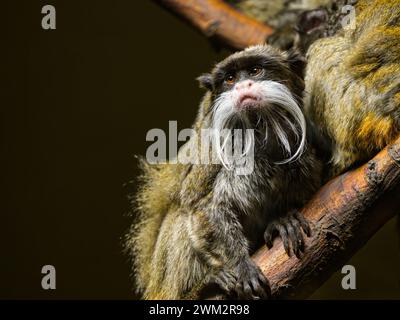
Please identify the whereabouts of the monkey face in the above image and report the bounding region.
[198,44,306,100]
[198,45,308,164]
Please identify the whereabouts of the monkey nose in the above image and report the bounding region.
[235,80,254,91]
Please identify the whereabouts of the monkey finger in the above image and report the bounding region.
[250,277,268,300]
[242,281,253,300]
[276,224,290,256]
[214,270,237,294]
[257,273,271,298]
[290,218,305,255]
[263,224,276,249]
[213,276,231,293]
[285,221,299,257]
[294,210,311,236]
[225,269,238,283]
[257,271,269,287]
[234,282,244,300]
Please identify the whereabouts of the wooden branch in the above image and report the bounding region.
[152,0,274,49]
[206,136,400,299]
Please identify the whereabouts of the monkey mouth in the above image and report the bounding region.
[238,94,260,108]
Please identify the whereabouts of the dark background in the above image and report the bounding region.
[1,0,399,299]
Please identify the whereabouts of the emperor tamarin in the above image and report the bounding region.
[126,44,323,299]
[304,0,400,175]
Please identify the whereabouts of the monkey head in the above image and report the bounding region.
[197,45,307,166]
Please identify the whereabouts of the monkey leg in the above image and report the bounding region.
[206,257,270,300]
[264,209,311,257]
[186,207,270,300]
[142,209,210,300]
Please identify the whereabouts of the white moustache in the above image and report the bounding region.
[211,80,306,169]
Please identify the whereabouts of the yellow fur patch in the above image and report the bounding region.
[357,113,394,150]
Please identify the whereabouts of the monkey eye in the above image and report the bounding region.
[225,73,236,85]
[249,66,263,77]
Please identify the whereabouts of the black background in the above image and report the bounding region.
[1,0,399,299]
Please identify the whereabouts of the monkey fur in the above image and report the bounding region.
[304,0,400,175]
[126,45,323,300]
[228,0,334,50]
[235,0,399,175]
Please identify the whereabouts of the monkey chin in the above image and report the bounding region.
[237,95,261,110]
[236,92,268,111]
[234,83,268,111]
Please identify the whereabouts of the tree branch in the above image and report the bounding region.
[205,136,400,299]
[152,0,273,49]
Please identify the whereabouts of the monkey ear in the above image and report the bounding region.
[287,49,307,78]
[296,9,328,35]
[197,73,214,91]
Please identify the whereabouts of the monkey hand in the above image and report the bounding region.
[264,210,311,258]
[211,258,270,300]
[233,258,271,300]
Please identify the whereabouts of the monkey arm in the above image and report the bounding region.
[205,135,400,299]
[190,201,271,299]
[180,162,271,298]
[181,164,252,267]
[188,206,250,269]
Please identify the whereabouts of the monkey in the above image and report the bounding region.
[303,0,400,176]
[227,0,335,50]
[125,44,324,300]
[292,0,359,54]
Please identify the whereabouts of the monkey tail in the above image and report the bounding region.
[124,156,172,296]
